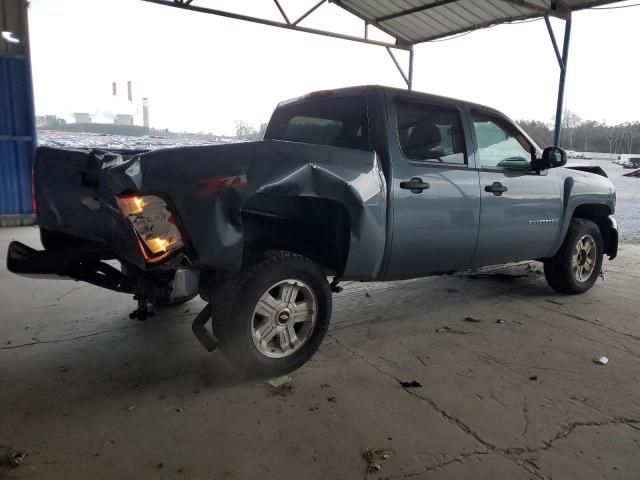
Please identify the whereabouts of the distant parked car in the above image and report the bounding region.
[627,157,640,169]
[617,154,640,168]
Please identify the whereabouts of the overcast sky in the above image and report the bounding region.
[27,0,640,135]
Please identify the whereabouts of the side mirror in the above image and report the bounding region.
[540,146,567,169]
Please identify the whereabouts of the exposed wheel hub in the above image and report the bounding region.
[572,234,597,283]
[277,308,291,325]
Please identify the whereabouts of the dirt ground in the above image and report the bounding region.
[1,226,639,480]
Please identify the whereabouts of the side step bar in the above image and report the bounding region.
[7,241,135,293]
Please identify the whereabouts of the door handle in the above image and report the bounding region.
[484,182,508,196]
[400,177,430,194]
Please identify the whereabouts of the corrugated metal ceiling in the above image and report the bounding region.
[335,0,623,44]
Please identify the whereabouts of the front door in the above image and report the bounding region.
[469,109,563,267]
[385,97,481,280]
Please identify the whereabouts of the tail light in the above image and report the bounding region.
[116,194,184,263]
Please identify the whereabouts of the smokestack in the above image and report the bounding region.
[127,81,132,102]
[142,98,150,129]
[112,82,117,96]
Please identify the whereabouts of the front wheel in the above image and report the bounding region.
[212,251,332,376]
[544,218,603,295]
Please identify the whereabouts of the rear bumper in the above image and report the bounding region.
[6,241,135,293]
[7,240,200,302]
[605,215,618,260]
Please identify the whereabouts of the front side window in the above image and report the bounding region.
[472,111,532,169]
[396,101,466,164]
[264,96,370,151]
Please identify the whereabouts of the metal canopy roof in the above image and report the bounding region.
[142,0,626,146]
[335,0,621,44]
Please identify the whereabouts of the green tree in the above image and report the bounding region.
[517,119,552,147]
[234,120,256,140]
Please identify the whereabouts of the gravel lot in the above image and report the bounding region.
[593,159,640,242]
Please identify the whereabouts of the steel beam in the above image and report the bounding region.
[141,0,410,50]
[408,47,414,90]
[552,15,572,147]
[273,0,290,24]
[544,15,563,68]
[376,0,459,22]
[293,0,326,26]
[386,46,414,90]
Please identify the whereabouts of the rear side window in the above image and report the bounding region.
[396,100,466,164]
[265,96,370,151]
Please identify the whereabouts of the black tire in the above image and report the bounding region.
[544,218,603,295]
[211,250,332,377]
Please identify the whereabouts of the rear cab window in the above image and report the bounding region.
[395,100,466,165]
[264,95,371,151]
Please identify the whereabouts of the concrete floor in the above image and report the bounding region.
[1,226,639,480]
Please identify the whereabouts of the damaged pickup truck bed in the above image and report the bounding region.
[7,86,618,375]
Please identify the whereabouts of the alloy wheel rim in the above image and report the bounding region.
[251,279,317,358]
[572,234,597,283]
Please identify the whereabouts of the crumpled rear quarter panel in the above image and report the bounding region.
[37,141,387,280]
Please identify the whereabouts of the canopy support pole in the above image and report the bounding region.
[408,47,414,90]
[545,14,572,147]
[386,46,414,90]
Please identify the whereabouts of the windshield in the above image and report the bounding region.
[264,95,371,151]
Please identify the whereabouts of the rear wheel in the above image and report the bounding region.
[212,251,331,376]
[544,218,603,294]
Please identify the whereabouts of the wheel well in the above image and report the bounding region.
[240,195,350,276]
[572,203,614,253]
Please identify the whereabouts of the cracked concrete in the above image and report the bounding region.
[1,226,640,479]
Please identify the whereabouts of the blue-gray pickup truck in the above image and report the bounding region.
[7,86,618,375]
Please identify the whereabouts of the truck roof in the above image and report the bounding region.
[277,85,503,117]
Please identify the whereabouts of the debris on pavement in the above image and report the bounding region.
[267,375,292,388]
[154,462,164,469]
[171,407,185,413]
[463,316,482,323]
[529,375,538,381]
[365,292,371,298]
[495,319,506,324]
[127,406,135,412]
[0,447,30,469]
[59,366,68,373]
[266,375,294,397]
[399,380,422,388]
[593,356,609,365]
[363,447,394,474]
[435,326,469,335]
[327,396,337,403]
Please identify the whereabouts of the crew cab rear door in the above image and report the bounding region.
[384,95,481,280]
[467,108,563,267]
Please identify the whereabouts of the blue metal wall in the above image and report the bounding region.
[0,52,35,219]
